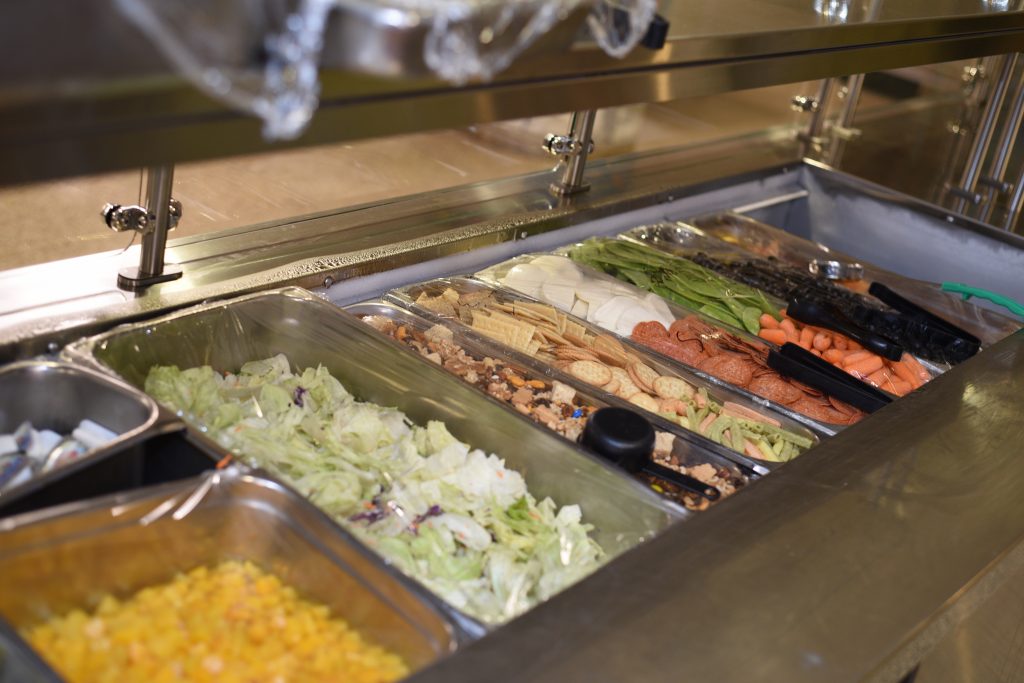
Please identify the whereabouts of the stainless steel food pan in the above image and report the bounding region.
[0,619,58,683]
[474,252,859,433]
[0,362,206,516]
[617,224,952,376]
[346,299,754,494]
[0,471,457,677]
[390,276,823,469]
[678,212,1020,346]
[64,287,682,629]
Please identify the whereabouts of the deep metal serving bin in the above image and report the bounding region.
[390,276,822,472]
[63,287,683,632]
[345,299,754,500]
[471,253,846,435]
[0,471,457,678]
[0,362,214,517]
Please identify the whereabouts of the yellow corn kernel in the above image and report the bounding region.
[23,561,409,683]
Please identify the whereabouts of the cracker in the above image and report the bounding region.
[557,347,600,362]
[603,378,621,394]
[594,334,627,357]
[564,332,590,348]
[653,376,694,400]
[564,320,587,340]
[609,368,641,399]
[629,362,660,393]
[568,360,612,386]
[628,393,660,413]
[594,349,628,368]
[461,289,494,306]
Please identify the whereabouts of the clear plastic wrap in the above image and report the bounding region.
[114,0,657,139]
[587,0,657,58]
[0,469,458,680]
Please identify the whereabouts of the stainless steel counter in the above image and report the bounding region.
[405,328,1024,683]
[2,107,1024,682]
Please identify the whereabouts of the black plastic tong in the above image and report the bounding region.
[865,282,981,363]
[767,343,893,414]
[787,297,904,362]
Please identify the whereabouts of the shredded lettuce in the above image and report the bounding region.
[145,354,606,624]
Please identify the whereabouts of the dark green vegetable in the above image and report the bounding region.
[567,239,782,334]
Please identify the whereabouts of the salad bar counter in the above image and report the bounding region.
[1,157,1022,681]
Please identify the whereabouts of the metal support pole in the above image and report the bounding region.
[979,61,1024,223]
[934,57,1000,204]
[103,164,184,291]
[797,78,837,159]
[545,110,597,197]
[1003,161,1024,231]
[949,53,1019,215]
[826,73,866,167]
[823,0,877,167]
[139,165,174,277]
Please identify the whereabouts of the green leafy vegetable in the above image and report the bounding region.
[145,355,606,625]
[566,238,783,332]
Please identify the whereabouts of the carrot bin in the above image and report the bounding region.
[758,308,930,398]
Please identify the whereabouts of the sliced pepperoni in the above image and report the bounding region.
[632,321,670,341]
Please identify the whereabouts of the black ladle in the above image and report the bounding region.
[787,297,904,361]
[581,407,721,502]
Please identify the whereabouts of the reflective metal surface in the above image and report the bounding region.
[469,253,844,435]
[404,328,1024,683]
[64,287,683,629]
[678,212,1019,345]
[391,275,824,459]
[0,619,58,683]
[738,162,1024,307]
[2,2,1024,184]
[0,133,799,360]
[344,300,755,495]
[0,361,173,512]
[916,562,1024,683]
[0,471,458,674]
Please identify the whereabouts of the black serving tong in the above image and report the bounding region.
[581,407,721,502]
[867,282,981,358]
[767,342,893,414]
[787,297,904,362]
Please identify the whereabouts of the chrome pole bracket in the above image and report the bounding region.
[102,165,184,291]
[545,110,597,197]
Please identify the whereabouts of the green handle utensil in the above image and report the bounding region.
[941,282,1024,318]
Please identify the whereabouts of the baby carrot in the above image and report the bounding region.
[812,332,832,351]
[891,359,919,388]
[866,368,892,389]
[841,350,873,367]
[889,378,913,395]
[901,354,930,385]
[759,313,780,329]
[846,339,863,351]
[846,355,884,377]
[759,328,789,346]
[798,326,815,350]
[822,348,846,364]
[834,337,848,351]
[810,348,822,357]
[779,318,799,343]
